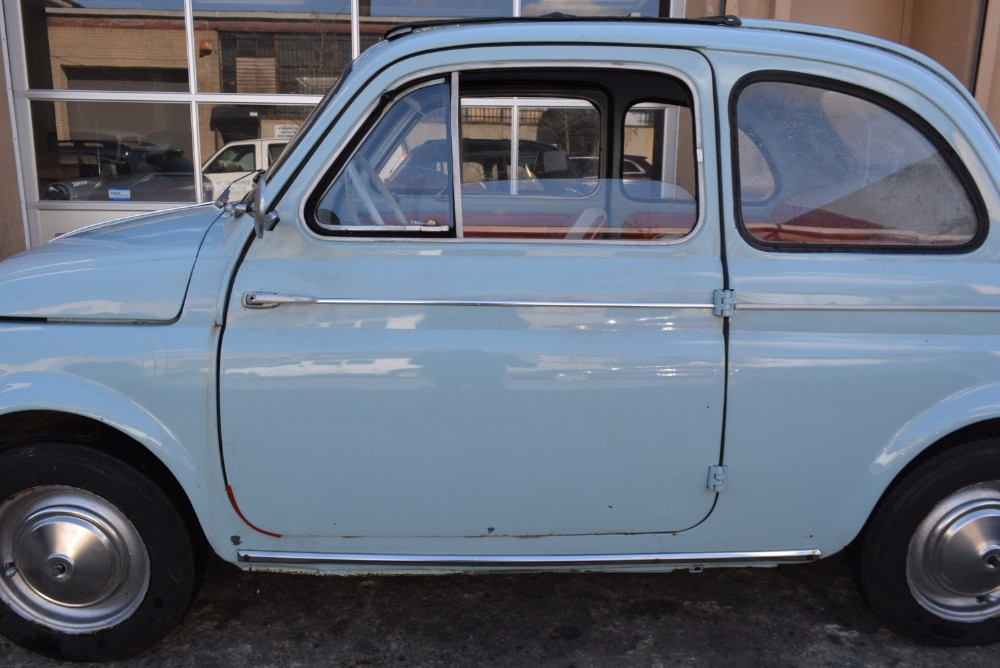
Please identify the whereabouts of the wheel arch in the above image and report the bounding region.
[0,409,209,552]
[851,385,1000,548]
[0,371,225,552]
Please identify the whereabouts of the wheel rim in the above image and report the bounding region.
[907,481,1000,622]
[0,486,150,633]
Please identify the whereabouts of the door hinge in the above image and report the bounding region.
[713,289,735,317]
[707,465,728,492]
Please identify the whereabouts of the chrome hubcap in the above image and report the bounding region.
[908,482,1000,622]
[0,486,150,633]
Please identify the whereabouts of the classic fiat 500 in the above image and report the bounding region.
[3,15,1000,660]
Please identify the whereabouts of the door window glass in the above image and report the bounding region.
[309,71,700,243]
[735,78,982,250]
[619,102,698,241]
[459,98,601,240]
[313,82,453,233]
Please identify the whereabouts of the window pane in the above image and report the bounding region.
[32,101,199,203]
[21,0,188,91]
[360,1,513,53]
[459,95,698,242]
[193,0,351,94]
[199,103,311,199]
[522,1,667,17]
[459,98,601,239]
[736,80,980,248]
[620,102,698,240]
[313,83,452,232]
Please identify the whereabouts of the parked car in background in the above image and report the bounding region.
[3,15,1000,660]
[40,141,208,203]
[202,138,288,200]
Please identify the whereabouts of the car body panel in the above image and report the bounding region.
[0,19,998,572]
[0,212,255,559]
[0,205,221,321]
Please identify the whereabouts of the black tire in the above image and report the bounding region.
[859,438,1000,646]
[0,441,200,661]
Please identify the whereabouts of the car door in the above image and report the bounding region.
[218,50,727,541]
[714,54,1000,547]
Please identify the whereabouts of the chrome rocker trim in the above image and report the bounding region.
[237,549,822,568]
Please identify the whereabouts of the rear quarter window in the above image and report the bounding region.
[732,74,985,253]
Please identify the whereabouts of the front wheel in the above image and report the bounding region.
[860,439,1000,645]
[0,441,200,661]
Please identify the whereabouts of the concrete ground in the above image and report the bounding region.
[3,553,1000,666]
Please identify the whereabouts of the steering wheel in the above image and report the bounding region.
[356,155,410,225]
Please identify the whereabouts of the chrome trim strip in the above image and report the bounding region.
[237,549,822,567]
[737,303,1000,313]
[242,291,714,310]
[450,72,464,238]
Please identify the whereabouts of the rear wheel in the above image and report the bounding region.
[860,439,1000,645]
[0,441,199,661]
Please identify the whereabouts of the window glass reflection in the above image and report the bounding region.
[21,0,188,91]
[522,0,667,17]
[360,0,512,52]
[193,0,351,93]
[198,103,314,199]
[32,101,199,203]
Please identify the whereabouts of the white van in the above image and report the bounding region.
[202,138,288,200]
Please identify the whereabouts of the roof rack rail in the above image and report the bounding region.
[384,14,741,41]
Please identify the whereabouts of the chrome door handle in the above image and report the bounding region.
[242,292,318,309]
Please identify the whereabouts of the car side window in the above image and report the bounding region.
[206,144,255,174]
[308,70,700,242]
[619,102,698,241]
[734,77,983,251]
[267,142,287,165]
[313,81,453,234]
[459,97,602,240]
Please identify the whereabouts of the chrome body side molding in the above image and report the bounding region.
[735,302,1000,313]
[242,291,716,310]
[237,549,822,568]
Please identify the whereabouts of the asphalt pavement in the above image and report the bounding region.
[3,553,1000,666]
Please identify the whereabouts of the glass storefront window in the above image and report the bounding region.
[21,0,188,92]
[360,0,512,52]
[198,103,314,199]
[522,0,667,17]
[32,101,198,203]
[193,0,351,94]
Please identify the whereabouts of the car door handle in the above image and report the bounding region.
[242,292,318,309]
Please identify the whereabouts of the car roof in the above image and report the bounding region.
[360,15,987,133]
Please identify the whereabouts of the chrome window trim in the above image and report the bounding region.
[450,72,464,237]
[237,549,822,567]
[297,58,707,246]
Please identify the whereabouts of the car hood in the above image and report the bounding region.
[0,205,224,322]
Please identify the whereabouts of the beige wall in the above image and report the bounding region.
[0,64,26,259]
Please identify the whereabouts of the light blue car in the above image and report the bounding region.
[2,15,1000,660]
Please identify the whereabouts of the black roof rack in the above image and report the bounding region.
[384,14,741,41]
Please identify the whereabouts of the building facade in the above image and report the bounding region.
[1,0,997,255]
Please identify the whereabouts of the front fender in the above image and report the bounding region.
[0,371,215,535]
